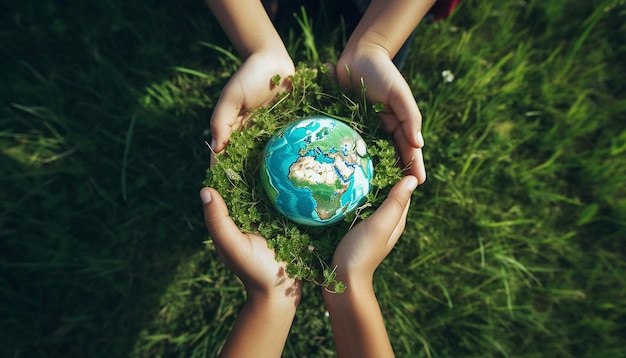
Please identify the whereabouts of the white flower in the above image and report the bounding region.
[441,70,455,83]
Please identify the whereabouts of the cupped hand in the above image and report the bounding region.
[200,187,302,302]
[210,51,294,166]
[336,44,426,183]
[331,175,418,286]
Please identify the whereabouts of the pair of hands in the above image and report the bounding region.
[201,175,416,357]
[202,41,423,358]
[200,174,417,308]
[203,3,430,355]
[209,45,426,183]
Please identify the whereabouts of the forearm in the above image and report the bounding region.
[205,0,288,59]
[323,282,394,358]
[219,294,297,357]
[344,0,436,58]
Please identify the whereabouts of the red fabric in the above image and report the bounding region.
[431,0,462,21]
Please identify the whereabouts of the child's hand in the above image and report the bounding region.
[330,175,417,287]
[200,187,302,303]
[337,43,426,184]
[323,175,417,357]
[209,51,294,167]
[201,186,301,357]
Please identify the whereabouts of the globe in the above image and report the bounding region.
[260,116,374,226]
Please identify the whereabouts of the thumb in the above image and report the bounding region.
[200,187,245,256]
[386,175,417,216]
[364,175,417,238]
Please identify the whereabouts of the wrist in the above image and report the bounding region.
[322,275,374,303]
[249,47,294,70]
[339,40,390,67]
[322,279,379,326]
[341,35,392,62]
[246,286,301,311]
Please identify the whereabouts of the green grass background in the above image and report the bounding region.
[1,0,625,356]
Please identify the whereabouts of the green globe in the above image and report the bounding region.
[260,116,374,226]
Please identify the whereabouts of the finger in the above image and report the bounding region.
[209,137,221,169]
[385,78,423,149]
[392,131,427,184]
[399,147,425,184]
[362,175,418,240]
[210,82,248,155]
[278,70,294,93]
[209,87,247,168]
[209,113,236,155]
[209,148,218,169]
[200,187,247,260]
[387,194,411,248]
[410,148,426,184]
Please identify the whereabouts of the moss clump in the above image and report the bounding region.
[204,63,403,290]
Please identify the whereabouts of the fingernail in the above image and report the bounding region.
[416,131,425,147]
[200,188,212,204]
[405,176,418,192]
[210,138,217,150]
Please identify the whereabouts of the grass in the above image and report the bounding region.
[1,0,625,357]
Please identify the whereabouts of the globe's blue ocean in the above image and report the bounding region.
[264,130,317,221]
[260,116,373,226]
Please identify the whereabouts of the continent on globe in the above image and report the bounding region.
[260,116,374,226]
